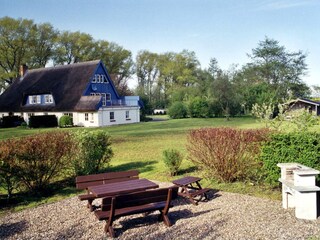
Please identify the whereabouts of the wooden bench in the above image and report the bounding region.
[172,176,211,205]
[94,186,178,238]
[76,170,139,211]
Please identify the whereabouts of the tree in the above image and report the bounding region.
[93,40,134,96]
[0,17,35,90]
[52,31,95,65]
[29,23,58,68]
[136,50,159,103]
[245,37,309,102]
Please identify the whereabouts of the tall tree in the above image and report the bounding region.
[245,37,309,101]
[136,50,159,103]
[29,23,58,68]
[0,17,35,90]
[52,31,95,65]
[94,40,134,96]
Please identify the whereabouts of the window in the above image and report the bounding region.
[90,113,94,121]
[45,94,53,104]
[101,93,106,106]
[92,75,96,83]
[64,113,73,117]
[29,95,41,104]
[106,93,111,102]
[103,75,108,83]
[126,111,130,120]
[110,112,115,121]
[85,113,89,121]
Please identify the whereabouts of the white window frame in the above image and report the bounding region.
[110,112,115,122]
[29,95,41,104]
[90,113,94,122]
[92,75,96,83]
[45,94,53,104]
[101,93,106,106]
[85,113,89,121]
[126,110,130,120]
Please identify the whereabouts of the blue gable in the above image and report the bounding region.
[83,61,121,108]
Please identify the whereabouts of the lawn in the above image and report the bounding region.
[1,116,319,214]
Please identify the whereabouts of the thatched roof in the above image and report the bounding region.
[0,60,100,112]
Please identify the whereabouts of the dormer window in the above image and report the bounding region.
[29,95,41,104]
[44,94,53,104]
[92,74,108,84]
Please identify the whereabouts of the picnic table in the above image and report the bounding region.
[88,178,159,198]
[172,176,210,205]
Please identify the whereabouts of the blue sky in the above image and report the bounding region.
[1,0,320,87]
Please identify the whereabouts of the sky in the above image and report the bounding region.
[1,0,320,88]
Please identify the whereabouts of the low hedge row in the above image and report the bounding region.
[187,127,320,186]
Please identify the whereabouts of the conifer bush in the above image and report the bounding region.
[162,149,183,176]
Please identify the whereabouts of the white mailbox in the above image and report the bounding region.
[277,163,320,220]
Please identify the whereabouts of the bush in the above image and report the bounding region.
[29,115,58,128]
[0,132,75,195]
[0,139,21,198]
[162,149,183,176]
[59,115,73,127]
[72,130,113,176]
[261,132,320,186]
[0,115,25,128]
[168,101,188,119]
[187,127,270,182]
[188,97,211,118]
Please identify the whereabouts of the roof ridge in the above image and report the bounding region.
[28,60,100,73]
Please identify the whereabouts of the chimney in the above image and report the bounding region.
[20,64,28,77]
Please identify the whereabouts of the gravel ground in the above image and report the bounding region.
[0,181,319,240]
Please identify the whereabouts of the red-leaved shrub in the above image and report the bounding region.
[187,127,270,182]
[0,131,75,195]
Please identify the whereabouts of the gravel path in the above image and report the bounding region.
[1,182,319,240]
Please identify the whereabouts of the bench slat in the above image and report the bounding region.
[95,202,167,220]
[78,193,96,201]
[189,188,211,197]
[96,187,177,237]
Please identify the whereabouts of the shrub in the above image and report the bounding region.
[0,115,25,128]
[162,149,183,176]
[0,132,75,195]
[29,115,58,128]
[188,97,211,118]
[261,132,320,186]
[0,139,21,199]
[187,127,270,182]
[59,115,73,127]
[168,101,188,119]
[72,130,113,176]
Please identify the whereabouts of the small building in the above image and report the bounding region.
[285,98,320,116]
[0,60,142,127]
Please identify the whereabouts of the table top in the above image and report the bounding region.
[172,176,202,186]
[88,178,159,198]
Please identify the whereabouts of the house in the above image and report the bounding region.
[0,60,142,127]
[285,98,320,116]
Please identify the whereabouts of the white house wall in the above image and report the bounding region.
[0,107,140,127]
[98,106,140,126]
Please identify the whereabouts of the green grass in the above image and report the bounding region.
[1,116,319,214]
